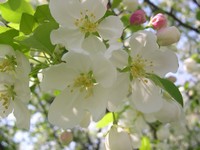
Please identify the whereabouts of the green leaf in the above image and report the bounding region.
[20,13,37,35]
[0,26,19,47]
[16,21,59,54]
[139,136,151,150]
[149,74,183,107]
[121,14,131,26]
[96,112,114,128]
[0,0,34,23]
[34,4,55,23]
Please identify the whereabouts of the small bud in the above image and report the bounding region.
[156,26,181,46]
[59,131,73,145]
[130,9,146,25]
[150,13,167,30]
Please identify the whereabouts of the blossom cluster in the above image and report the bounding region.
[0,44,30,129]
[38,0,183,149]
[0,0,184,149]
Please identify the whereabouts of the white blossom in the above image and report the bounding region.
[49,0,123,51]
[0,45,30,129]
[41,52,117,129]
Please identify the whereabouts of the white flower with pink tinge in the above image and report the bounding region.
[49,0,123,52]
[41,51,117,129]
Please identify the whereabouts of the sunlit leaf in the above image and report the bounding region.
[139,136,151,150]
[0,0,34,23]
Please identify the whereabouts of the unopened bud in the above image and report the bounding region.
[130,9,146,25]
[156,26,181,46]
[150,13,167,30]
[60,131,73,145]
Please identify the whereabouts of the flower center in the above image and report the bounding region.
[74,10,98,34]
[0,84,16,114]
[130,54,154,79]
[0,55,17,73]
[73,71,96,98]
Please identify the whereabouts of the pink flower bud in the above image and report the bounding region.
[130,9,146,25]
[150,13,167,30]
[59,131,73,145]
[156,26,181,46]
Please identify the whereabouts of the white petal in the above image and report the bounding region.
[82,35,106,54]
[49,0,81,27]
[83,85,108,121]
[48,88,86,129]
[14,79,30,103]
[15,51,31,77]
[0,44,15,57]
[145,48,178,77]
[98,16,124,40]
[41,63,78,91]
[154,99,182,123]
[109,50,128,68]
[130,30,159,56]
[107,73,129,112]
[92,54,117,88]
[83,0,106,22]
[62,52,92,73]
[12,100,30,130]
[50,27,85,52]
[131,78,163,113]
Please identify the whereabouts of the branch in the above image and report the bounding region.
[193,0,200,8]
[144,0,200,33]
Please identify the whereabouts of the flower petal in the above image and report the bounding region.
[131,78,163,113]
[145,48,179,77]
[82,35,106,54]
[107,73,130,112]
[62,52,92,73]
[50,27,85,52]
[12,100,30,130]
[98,16,124,40]
[49,0,81,27]
[48,88,86,129]
[83,0,106,22]
[109,50,128,69]
[130,30,159,56]
[41,63,78,91]
[92,54,117,88]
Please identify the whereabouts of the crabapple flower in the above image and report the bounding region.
[0,44,30,79]
[0,45,31,129]
[41,52,117,129]
[150,13,167,30]
[123,0,139,12]
[157,26,181,46]
[109,30,179,113]
[49,0,123,51]
[130,9,146,25]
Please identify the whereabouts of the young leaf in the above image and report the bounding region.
[16,22,58,54]
[0,26,18,47]
[34,4,55,23]
[139,136,151,150]
[0,0,34,23]
[97,112,114,128]
[20,13,37,35]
